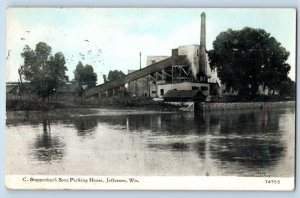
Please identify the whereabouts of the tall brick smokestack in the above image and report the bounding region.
[199,12,207,78]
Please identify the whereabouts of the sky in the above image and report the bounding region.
[6,8,296,84]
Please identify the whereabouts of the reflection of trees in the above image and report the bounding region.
[126,115,152,130]
[194,111,221,135]
[63,108,284,173]
[96,114,162,132]
[54,112,215,136]
[148,142,190,152]
[194,109,283,171]
[73,116,98,138]
[217,109,280,135]
[142,109,284,172]
[32,119,65,162]
[96,115,127,127]
[160,113,213,135]
[195,141,207,159]
[209,138,284,170]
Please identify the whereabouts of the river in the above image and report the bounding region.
[6,107,295,177]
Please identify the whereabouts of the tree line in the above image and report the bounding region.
[18,42,125,100]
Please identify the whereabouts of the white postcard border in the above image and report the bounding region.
[5,175,294,190]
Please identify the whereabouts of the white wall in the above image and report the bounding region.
[157,82,210,98]
[178,45,199,80]
[146,56,170,66]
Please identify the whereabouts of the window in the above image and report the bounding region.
[192,86,199,90]
[152,91,156,94]
[160,89,164,96]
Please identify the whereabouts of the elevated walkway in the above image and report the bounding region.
[85,55,187,97]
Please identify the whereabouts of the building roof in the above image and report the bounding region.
[56,83,89,93]
[6,82,19,85]
[164,90,206,102]
[6,84,17,93]
[56,83,77,93]
[6,82,31,94]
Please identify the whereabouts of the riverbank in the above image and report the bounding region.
[6,98,295,112]
[6,98,180,111]
[196,101,295,111]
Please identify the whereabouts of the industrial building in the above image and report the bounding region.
[85,12,222,102]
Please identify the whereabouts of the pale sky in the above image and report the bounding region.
[6,8,296,84]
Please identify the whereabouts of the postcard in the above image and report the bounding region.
[5,8,296,190]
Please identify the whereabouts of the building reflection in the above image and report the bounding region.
[31,119,65,162]
[144,108,284,172]
[63,108,285,173]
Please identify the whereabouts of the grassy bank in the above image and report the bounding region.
[6,99,75,111]
[6,98,180,111]
[6,96,295,112]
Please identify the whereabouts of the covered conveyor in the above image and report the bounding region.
[85,55,187,97]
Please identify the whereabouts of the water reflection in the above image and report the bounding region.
[148,142,190,152]
[6,107,294,176]
[209,138,284,170]
[97,109,286,173]
[73,116,98,138]
[136,109,284,173]
[31,119,65,162]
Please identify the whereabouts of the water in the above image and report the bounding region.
[6,107,295,177]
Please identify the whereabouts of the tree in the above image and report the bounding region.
[107,70,125,81]
[278,77,295,98]
[208,27,291,96]
[20,42,68,100]
[73,61,97,87]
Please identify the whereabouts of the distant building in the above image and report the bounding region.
[55,83,88,99]
[6,82,31,98]
[6,82,19,96]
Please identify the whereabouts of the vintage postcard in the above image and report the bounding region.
[5,8,296,190]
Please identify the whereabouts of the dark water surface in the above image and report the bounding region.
[6,107,295,176]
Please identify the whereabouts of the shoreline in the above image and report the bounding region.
[196,101,295,111]
[6,98,181,112]
[6,98,295,112]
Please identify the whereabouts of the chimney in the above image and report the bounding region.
[200,12,206,49]
[199,12,207,79]
[139,52,141,70]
